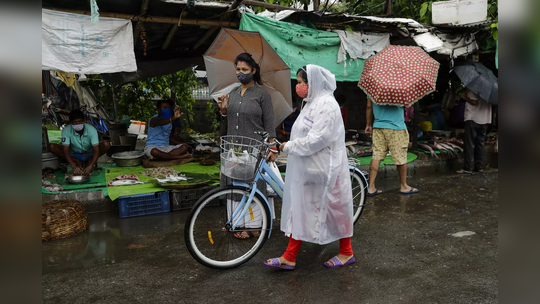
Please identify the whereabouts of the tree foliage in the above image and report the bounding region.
[86,69,197,127]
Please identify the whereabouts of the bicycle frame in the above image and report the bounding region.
[225,133,368,239]
[87,111,109,134]
[229,158,284,238]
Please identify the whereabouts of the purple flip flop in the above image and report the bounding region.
[324,256,356,268]
[264,258,295,270]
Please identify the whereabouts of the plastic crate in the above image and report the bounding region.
[170,185,219,211]
[118,191,170,218]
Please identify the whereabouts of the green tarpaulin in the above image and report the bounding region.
[354,152,418,166]
[240,13,365,82]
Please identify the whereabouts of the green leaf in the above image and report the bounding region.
[492,29,498,40]
[345,25,354,34]
[419,3,428,18]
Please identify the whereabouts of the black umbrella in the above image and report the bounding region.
[454,61,498,104]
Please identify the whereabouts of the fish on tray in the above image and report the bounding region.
[418,144,438,158]
[446,142,464,152]
[439,143,456,156]
[430,142,447,153]
[108,179,145,186]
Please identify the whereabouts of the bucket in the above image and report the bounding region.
[108,123,128,145]
[119,134,138,151]
[42,152,60,170]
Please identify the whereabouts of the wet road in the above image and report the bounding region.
[42,172,498,304]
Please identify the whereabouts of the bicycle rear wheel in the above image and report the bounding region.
[184,186,271,269]
[351,169,367,225]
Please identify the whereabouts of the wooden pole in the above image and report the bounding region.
[412,102,419,153]
[193,27,220,50]
[46,7,238,27]
[111,84,118,122]
[162,25,180,50]
[384,0,393,15]
[314,0,321,11]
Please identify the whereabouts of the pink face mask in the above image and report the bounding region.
[296,83,308,98]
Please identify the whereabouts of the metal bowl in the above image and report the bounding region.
[65,175,90,184]
[111,151,145,167]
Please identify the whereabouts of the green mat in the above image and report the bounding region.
[42,169,108,195]
[354,152,418,167]
[418,148,460,154]
[106,162,221,201]
[47,130,62,145]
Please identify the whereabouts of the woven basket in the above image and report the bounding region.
[42,200,89,241]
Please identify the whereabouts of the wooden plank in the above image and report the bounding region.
[242,0,304,12]
[193,0,242,51]
[47,7,238,27]
[192,26,220,50]
[161,25,180,50]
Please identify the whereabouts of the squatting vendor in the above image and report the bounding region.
[49,110,110,175]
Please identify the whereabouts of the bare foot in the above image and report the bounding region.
[234,231,260,239]
[325,254,354,266]
[266,256,296,267]
[175,154,192,159]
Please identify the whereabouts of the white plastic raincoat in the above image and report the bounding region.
[281,65,353,245]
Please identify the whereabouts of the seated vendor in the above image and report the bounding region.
[48,110,110,175]
[144,100,191,160]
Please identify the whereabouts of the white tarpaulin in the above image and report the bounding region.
[432,0,488,25]
[413,32,478,58]
[42,9,137,74]
[335,31,390,75]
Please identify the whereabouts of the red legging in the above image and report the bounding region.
[282,237,353,263]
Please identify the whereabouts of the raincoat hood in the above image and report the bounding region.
[305,64,337,103]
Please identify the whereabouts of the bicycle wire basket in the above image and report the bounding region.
[220,135,264,180]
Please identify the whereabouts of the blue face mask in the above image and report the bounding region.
[161,108,172,119]
[72,124,84,132]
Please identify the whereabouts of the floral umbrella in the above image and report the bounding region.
[358,45,440,107]
[204,28,292,128]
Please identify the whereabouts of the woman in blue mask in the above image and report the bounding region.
[216,52,277,239]
[144,100,191,160]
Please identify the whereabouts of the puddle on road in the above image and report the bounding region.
[42,211,188,273]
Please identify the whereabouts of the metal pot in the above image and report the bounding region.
[65,175,90,184]
[42,152,60,170]
[111,151,145,167]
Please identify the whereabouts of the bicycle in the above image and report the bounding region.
[184,132,368,269]
[80,105,110,134]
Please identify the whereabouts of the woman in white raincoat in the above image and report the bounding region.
[264,65,354,270]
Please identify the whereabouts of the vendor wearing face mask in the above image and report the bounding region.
[144,100,191,160]
[48,110,110,175]
[216,52,276,240]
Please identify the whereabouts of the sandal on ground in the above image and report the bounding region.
[324,256,355,268]
[263,258,295,270]
[366,189,383,197]
[234,230,260,240]
[456,169,472,174]
[400,187,420,195]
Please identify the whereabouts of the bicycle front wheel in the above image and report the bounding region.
[351,169,367,225]
[184,186,271,269]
